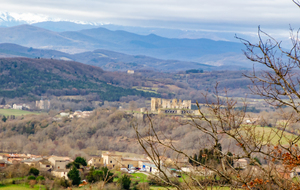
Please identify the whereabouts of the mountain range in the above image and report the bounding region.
[0,43,213,72]
[0,24,254,69]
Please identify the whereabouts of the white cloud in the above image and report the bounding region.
[1,0,299,30]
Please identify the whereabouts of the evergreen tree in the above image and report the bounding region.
[198,150,203,164]
[193,154,198,166]
[87,167,96,183]
[2,116,7,122]
[67,166,81,186]
[0,98,5,105]
[119,174,131,190]
[74,157,87,166]
[101,166,114,183]
[29,168,39,176]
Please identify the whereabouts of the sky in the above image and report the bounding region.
[1,0,299,31]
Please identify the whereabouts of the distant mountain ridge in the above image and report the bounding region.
[0,43,214,71]
[0,24,253,68]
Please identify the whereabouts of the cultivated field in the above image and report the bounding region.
[0,109,41,116]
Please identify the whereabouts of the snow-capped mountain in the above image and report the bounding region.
[0,11,101,27]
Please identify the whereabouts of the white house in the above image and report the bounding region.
[51,169,69,179]
[12,104,22,110]
[127,70,134,74]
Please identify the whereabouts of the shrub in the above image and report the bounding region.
[36,176,45,181]
[28,176,36,180]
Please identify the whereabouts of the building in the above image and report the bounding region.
[48,156,72,170]
[151,98,192,114]
[102,152,122,168]
[88,157,102,167]
[234,159,248,169]
[36,99,51,110]
[69,111,92,118]
[0,160,12,168]
[3,154,29,163]
[12,104,23,110]
[127,70,134,74]
[120,157,149,169]
[39,159,52,170]
[51,169,70,179]
[21,157,43,167]
[60,112,70,117]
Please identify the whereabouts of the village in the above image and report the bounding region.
[0,150,297,184]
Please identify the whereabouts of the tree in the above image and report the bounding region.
[29,168,39,176]
[74,157,87,166]
[119,174,131,190]
[2,116,6,122]
[67,166,81,186]
[134,2,300,187]
[0,98,5,105]
[67,157,87,169]
[87,166,114,184]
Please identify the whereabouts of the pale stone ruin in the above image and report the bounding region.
[36,99,51,110]
[151,98,193,115]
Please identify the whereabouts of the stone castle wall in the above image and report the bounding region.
[151,98,191,111]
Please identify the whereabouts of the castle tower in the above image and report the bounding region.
[172,99,178,109]
[151,98,161,111]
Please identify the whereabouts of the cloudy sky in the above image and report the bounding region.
[1,0,299,29]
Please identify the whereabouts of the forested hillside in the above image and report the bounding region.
[0,58,158,101]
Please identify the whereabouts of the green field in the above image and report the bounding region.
[0,184,46,190]
[236,126,298,146]
[131,173,149,183]
[0,109,41,116]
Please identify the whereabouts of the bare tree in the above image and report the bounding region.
[134,2,300,189]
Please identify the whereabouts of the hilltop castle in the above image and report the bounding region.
[151,98,192,114]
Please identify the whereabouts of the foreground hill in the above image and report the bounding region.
[0,57,158,100]
[0,43,214,72]
[0,25,252,68]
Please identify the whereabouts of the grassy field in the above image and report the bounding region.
[0,109,41,116]
[237,126,298,145]
[0,184,46,190]
[131,173,149,183]
[132,87,159,94]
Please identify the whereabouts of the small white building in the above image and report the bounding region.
[12,104,23,110]
[60,112,70,117]
[142,162,159,174]
[234,158,248,169]
[51,169,69,179]
[127,70,134,74]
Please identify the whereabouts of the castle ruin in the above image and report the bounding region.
[151,98,192,114]
[36,99,51,110]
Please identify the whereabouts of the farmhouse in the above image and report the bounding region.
[51,169,69,179]
[48,156,72,170]
[102,152,122,168]
[88,157,102,167]
[12,104,23,110]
